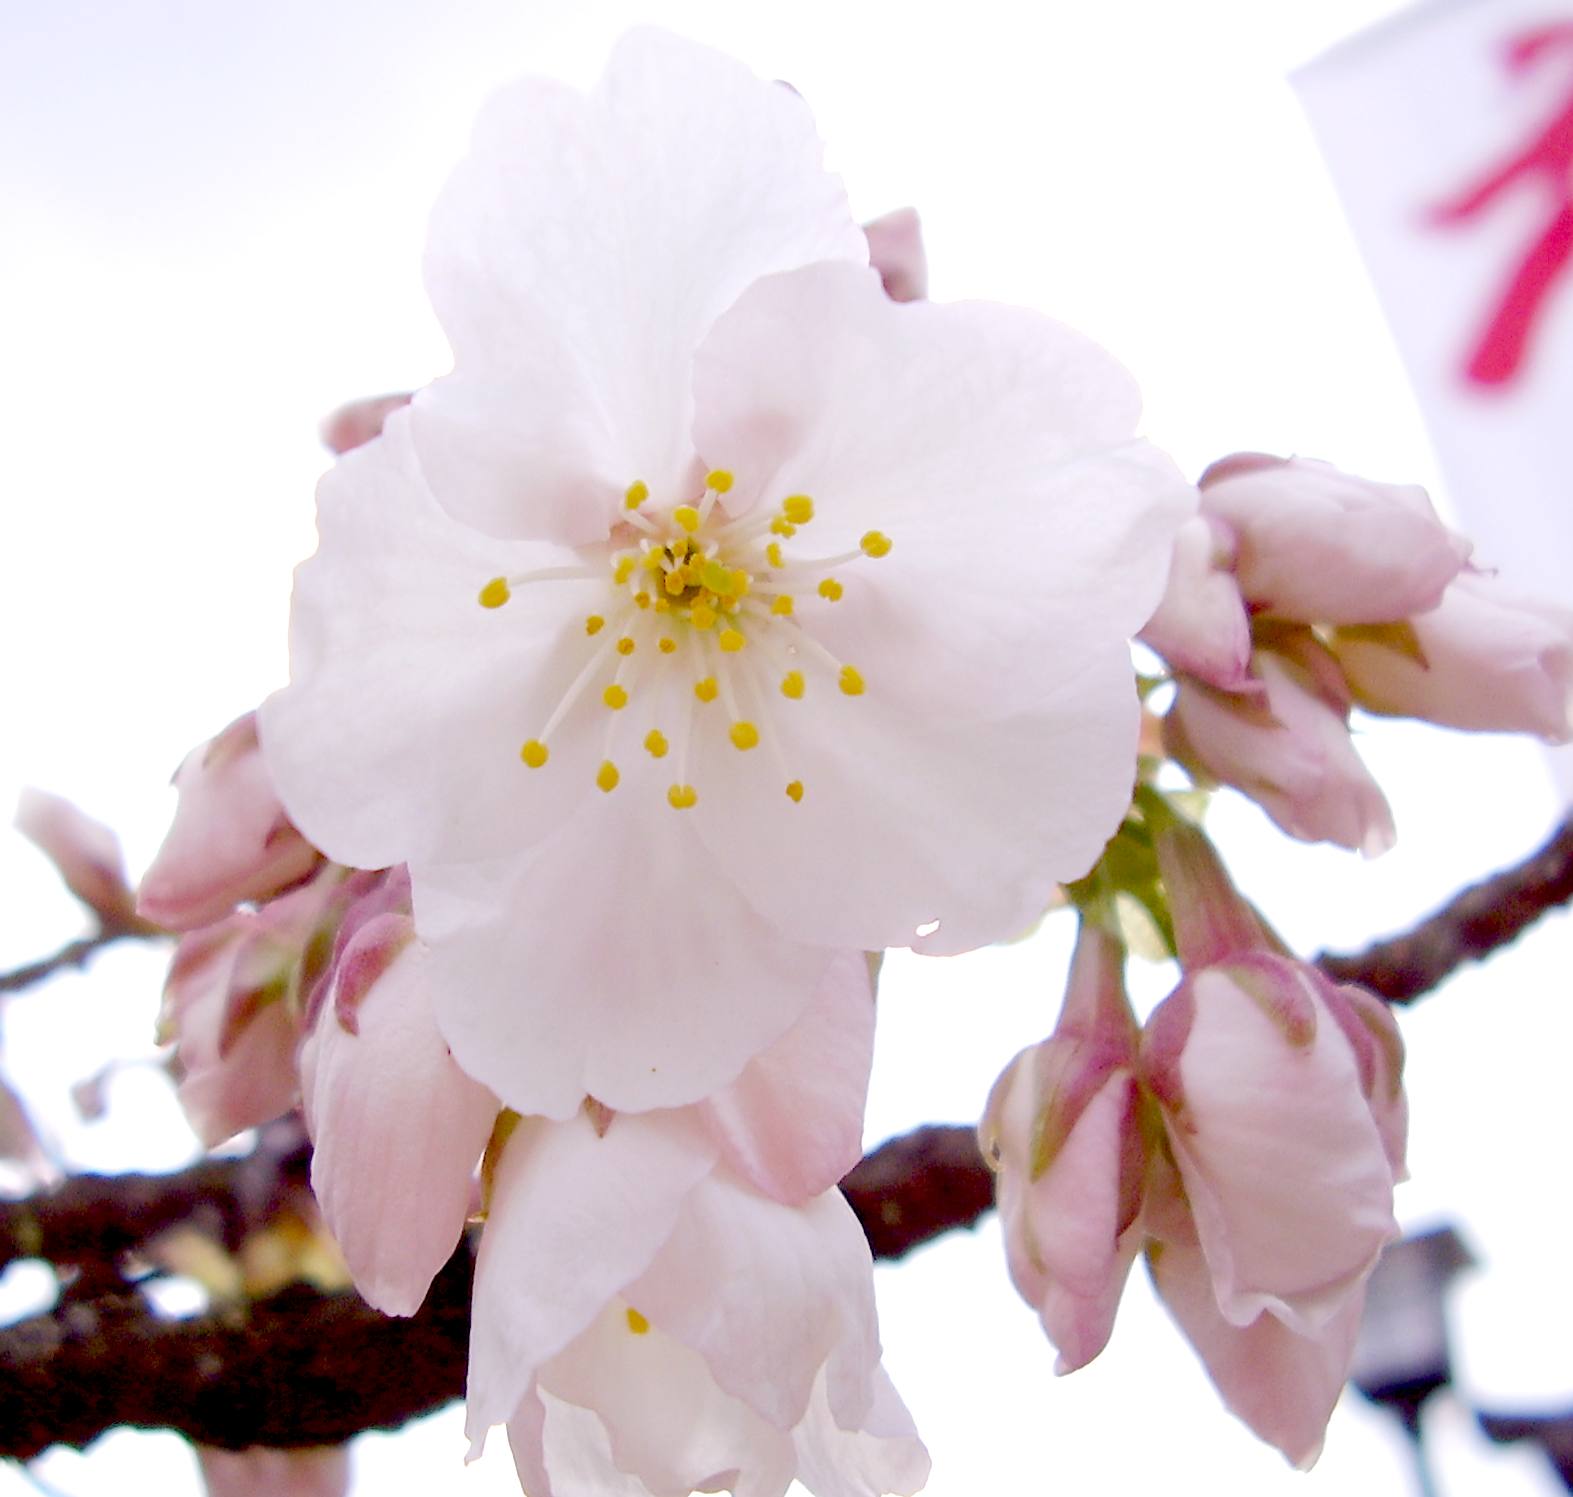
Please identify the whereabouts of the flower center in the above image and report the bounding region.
[476,469,893,808]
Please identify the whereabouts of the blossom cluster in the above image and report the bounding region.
[106,24,1573,1497]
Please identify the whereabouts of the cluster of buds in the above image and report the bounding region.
[1141,454,1573,851]
[983,797,1406,1467]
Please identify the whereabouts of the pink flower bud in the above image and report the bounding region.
[981,921,1145,1372]
[862,208,928,302]
[139,713,321,931]
[1165,646,1396,856]
[1333,572,1573,742]
[1198,453,1470,624]
[1139,514,1252,689]
[15,788,140,930]
[319,392,413,454]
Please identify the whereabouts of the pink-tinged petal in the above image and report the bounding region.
[698,949,875,1204]
[1165,650,1396,857]
[1144,961,1398,1335]
[178,995,299,1148]
[1197,454,1469,624]
[1147,1229,1365,1469]
[414,792,831,1119]
[417,30,865,545]
[319,392,412,455]
[862,208,927,302]
[1321,982,1409,1181]
[15,788,139,929]
[1139,514,1253,689]
[628,1179,881,1430]
[467,1108,718,1445]
[196,1445,350,1497]
[503,1384,560,1497]
[300,926,497,1316]
[259,411,602,871]
[139,713,320,931]
[541,1303,796,1496]
[1334,572,1573,742]
[791,1366,932,1497]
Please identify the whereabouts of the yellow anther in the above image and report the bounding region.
[786,780,804,803]
[839,665,865,696]
[586,614,606,635]
[520,739,549,768]
[705,469,734,494]
[818,578,844,602]
[731,569,751,597]
[644,730,669,759]
[729,720,760,751]
[664,570,686,597]
[769,517,798,537]
[654,597,672,614]
[770,595,794,617]
[780,670,805,700]
[641,550,665,572]
[694,677,718,703]
[626,1306,651,1334]
[667,784,698,810]
[765,542,784,569]
[596,760,620,793]
[616,637,636,656]
[478,577,511,609]
[673,505,701,533]
[690,603,717,630]
[860,530,893,558]
[624,480,650,510]
[701,559,734,595]
[658,636,678,654]
[782,494,814,524]
[718,628,746,653]
[635,591,651,609]
[603,684,629,710]
[613,556,636,584]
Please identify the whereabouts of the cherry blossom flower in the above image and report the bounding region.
[15,788,144,932]
[260,31,1194,1118]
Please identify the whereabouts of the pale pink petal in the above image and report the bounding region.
[1148,1230,1364,1469]
[1145,962,1398,1334]
[1165,651,1396,857]
[1138,514,1253,689]
[259,411,603,871]
[196,1445,350,1497]
[1334,572,1573,741]
[862,208,927,302]
[698,948,875,1204]
[414,794,831,1119]
[320,392,412,455]
[627,1179,881,1430]
[1198,454,1468,624]
[503,1384,561,1497]
[416,30,866,545]
[300,925,497,1316]
[139,713,320,931]
[466,1108,718,1444]
[15,788,138,929]
[178,992,299,1148]
[791,1367,932,1497]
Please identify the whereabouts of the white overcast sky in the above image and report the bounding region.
[2,2,1571,1494]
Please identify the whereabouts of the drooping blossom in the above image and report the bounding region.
[1137,513,1251,691]
[260,30,1195,1118]
[15,788,145,933]
[139,711,321,931]
[984,805,1405,1465]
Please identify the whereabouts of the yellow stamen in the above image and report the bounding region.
[786,780,804,803]
[694,677,718,703]
[673,505,701,534]
[613,556,636,585]
[729,721,760,751]
[634,591,651,609]
[718,628,745,653]
[626,1306,651,1334]
[770,517,798,538]
[624,480,649,510]
[644,730,669,759]
[770,595,794,617]
[690,603,717,630]
[663,570,686,597]
[641,551,665,572]
[782,494,814,524]
[653,597,672,614]
[701,560,734,595]
[603,684,629,710]
[667,784,698,810]
[596,760,620,793]
[839,665,865,696]
[520,739,549,768]
[586,614,605,635]
[860,530,893,558]
[818,578,844,602]
[705,469,734,494]
[765,542,784,569]
[616,636,636,656]
[730,568,751,597]
[478,577,510,609]
[780,670,805,700]
[658,637,678,654]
